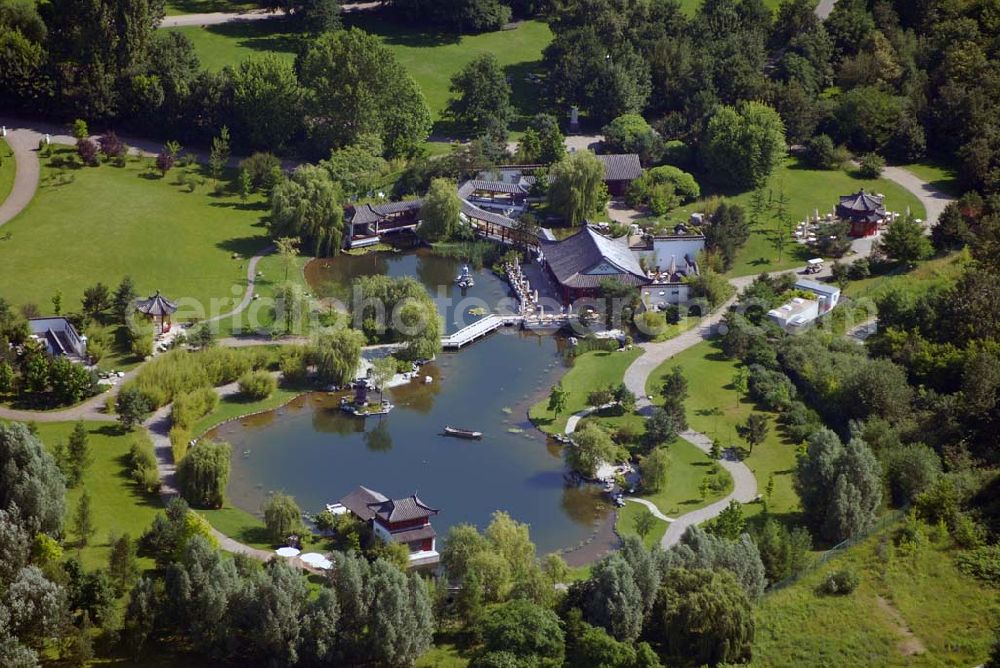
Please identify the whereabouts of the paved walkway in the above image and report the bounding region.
[158,2,383,28]
[0,125,41,228]
[624,497,675,522]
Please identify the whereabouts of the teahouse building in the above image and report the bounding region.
[836,189,886,237]
[135,291,178,334]
[339,485,440,567]
[540,226,652,301]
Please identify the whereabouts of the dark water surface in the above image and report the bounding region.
[213,252,610,554]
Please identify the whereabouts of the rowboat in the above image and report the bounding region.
[443,426,483,440]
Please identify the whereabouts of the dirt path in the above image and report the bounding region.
[875,595,927,657]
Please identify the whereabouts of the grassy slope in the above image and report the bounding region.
[647,340,800,521]
[654,158,928,279]
[528,348,643,435]
[901,160,962,197]
[167,18,552,131]
[21,422,162,571]
[0,138,14,208]
[0,147,269,314]
[756,526,1000,667]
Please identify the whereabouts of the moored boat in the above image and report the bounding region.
[443,426,483,440]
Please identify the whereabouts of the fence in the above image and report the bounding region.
[766,508,908,594]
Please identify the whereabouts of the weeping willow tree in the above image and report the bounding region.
[269,165,345,256]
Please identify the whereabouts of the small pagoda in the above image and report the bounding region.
[135,290,178,334]
[836,189,886,238]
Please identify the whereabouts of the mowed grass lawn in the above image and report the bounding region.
[0,147,270,315]
[165,0,258,15]
[678,0,789,14]
[664,157,927,279]
[168,17,552,129]
[756,524,1000,666]
[18,421,163,571]
[0,138,15,207]
[528,347,643,435]
[616,436,732,548]
[648,340,801,521]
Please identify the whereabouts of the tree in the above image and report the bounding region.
[632,506,656,539]
[579,553,643,642]
[0,422,66,535]
[736,412,768,454]
[323,139,388,197]
[602,114,663,164]
[107,533,139,595]
[704,202,750,270]
[124,576,158,659]
[476,599,564,665]
[833,86,901,152]
[314,328,365,386]
[447,53,512,139]
[51,290,62,316]
[82,282,111,319]
[731,367,749,408]
[795,429,882,542]
[442,523,490,580]
[297,29,432,156]
[2,565,67,657]
[262,492,304,544]
[73,489,95,545]
[656,568,754,665]
[113,276,138,322]
[804,134,839,169]
[532,113,565,164]
[756,518,812,582]
[364,559,434,666]
[116,387,152,431]
[419,177,462,242]
[662,526,767,600]
[547,150,607,226]
[639,447,670,493]
[176,441,231,509]
[712,500,746,540]
[270,165,344,256]
[877,215,932,266]
[207,125,231,185]
[701,102,787,189]
[231,55,303,151]
[566,423,619,478]
[547,383,567,419]
[66,421,91,487]
[370,356,397,403]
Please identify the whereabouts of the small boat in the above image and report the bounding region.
[444,426,483,440]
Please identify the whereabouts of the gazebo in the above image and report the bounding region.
[836,189,886,238]
[135,291,178,334]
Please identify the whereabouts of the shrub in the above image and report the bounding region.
[804,134,837,169]
[76,138,99,166]
[956,545,1000,584]
[858,153,886,178]
[238,370,277,400]
[169,427,191,463]
[278,347,309,384]
[847,258,871,280]
[170,387,220,431]
[128,433,160,493]
[240,152,283,191]
[819,569,859,595]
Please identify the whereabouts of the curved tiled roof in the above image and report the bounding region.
[542,227,651,289]
[837,190,885,223]
[135,291,177,316]
[597,153,643,181]
[370,494,439,523]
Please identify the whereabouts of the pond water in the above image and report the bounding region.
[212,251,611,554]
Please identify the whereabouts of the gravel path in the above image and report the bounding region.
[624,497,675,522]
[158,2,383,28]
[0,125,41,228]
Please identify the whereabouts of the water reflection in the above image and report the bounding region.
[219,251,609,554]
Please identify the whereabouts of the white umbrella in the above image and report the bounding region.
[300,552,328,567]
[276,547,300,558]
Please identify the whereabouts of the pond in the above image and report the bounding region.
[212,251,611,555]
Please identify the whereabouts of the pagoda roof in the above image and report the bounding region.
[370,494,439,523]
[836,190,885,223]
[135,291,177,316]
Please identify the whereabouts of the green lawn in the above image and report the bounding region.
[165,0,259,15]
[0,138,14,208]
[648,340,800,521]
[0,147,270,316]
[192,384,305,436]
[19,422,163,571]
[168,17,552,133]
[528,347,643,435]
[657,157,928,278]
[756,524,1000,666]
[901,160,963,197]
[616,436,732,547]
[678,0,789,13]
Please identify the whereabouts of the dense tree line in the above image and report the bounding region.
[0,3,431,158]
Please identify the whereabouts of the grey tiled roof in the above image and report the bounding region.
[370,495,439,523]
[388,524,437,543]
[349,200,423,225]
[597,154,643,181]
[460,200,517,229]
[542,227,650,289]
[339,485,388,521]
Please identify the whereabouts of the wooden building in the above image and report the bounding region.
[837,190,886,237]
[540,226,651,302]
[339,485,440,567]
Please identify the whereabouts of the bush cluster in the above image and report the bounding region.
[238,370,277,400]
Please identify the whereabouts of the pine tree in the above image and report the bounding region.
[73,489,95,545]
[67,421,91,487]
